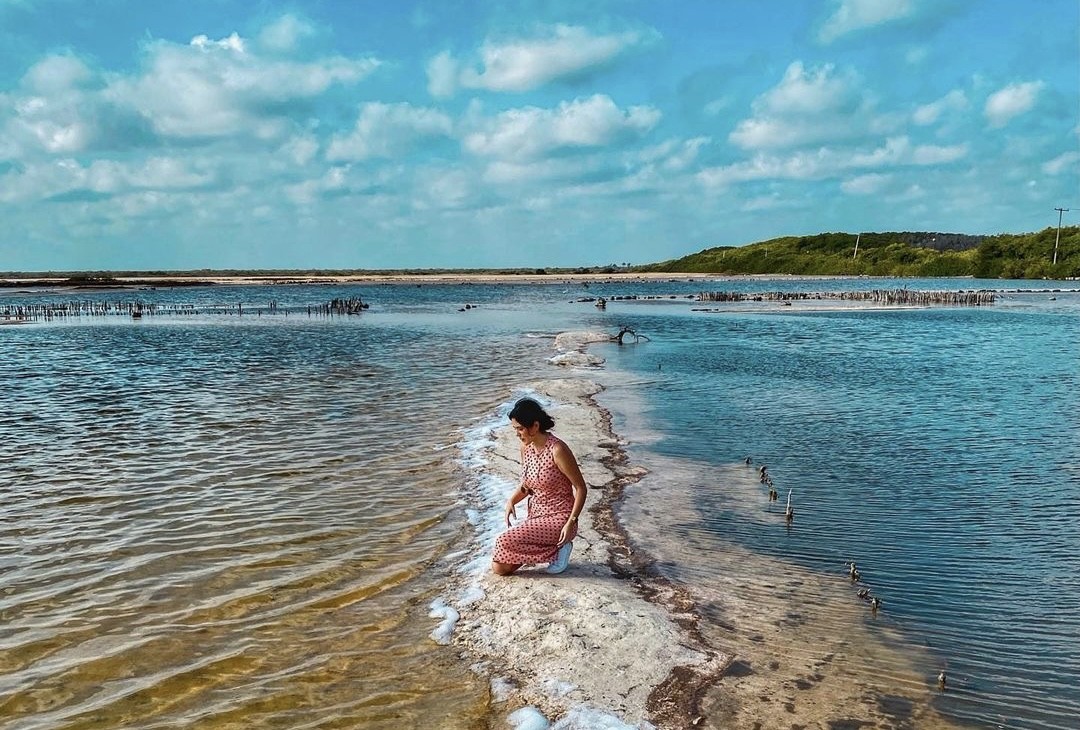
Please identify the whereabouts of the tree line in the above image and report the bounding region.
[642,227,1080,279]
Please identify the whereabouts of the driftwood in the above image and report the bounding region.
[612,326,650,345]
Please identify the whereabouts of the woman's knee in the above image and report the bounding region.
[491,561,519,576]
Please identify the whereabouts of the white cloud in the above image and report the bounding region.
[258,14,316,53]
[913,89,967,125]
[984,81,1044,128]
[818,0,917,43]
[279,135,320,166]
[427,24,650,97]
[327,102,453,161]
[426,51,460,98]
[1042,151,1080,176]
[0,155,215,203]
[659,136,710,172]
[700,135,967,188]
[110,32,380,138]
[911,142,967,164]
[5,54,145,155]
[729,62,870,150]
[482,156,604,185]
[464,94,660,160]
[190,32,245,53]
[286,165,352,205]
[841,172,891,194]
[22,53,95,94]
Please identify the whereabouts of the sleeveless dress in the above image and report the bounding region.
[493,433,578,565]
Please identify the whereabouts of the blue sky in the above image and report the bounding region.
[0,0,1077,271]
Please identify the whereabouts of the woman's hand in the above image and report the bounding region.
[504,500,517,527]
[558,519,575,546]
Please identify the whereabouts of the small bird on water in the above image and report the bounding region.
[848,562,861,581]
[937,670,947,691]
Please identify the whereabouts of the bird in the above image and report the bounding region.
[870,597,881,612]
[857,588,870,600]
[768,487,778,501]
[848,562,861,582]
[937,670,947,691]
[784,491,794,522]
[744,456,752,465]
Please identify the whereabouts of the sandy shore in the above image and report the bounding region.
[437,331,961,729]
[0,272,716,288]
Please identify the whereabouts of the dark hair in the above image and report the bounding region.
[509,397,555,431]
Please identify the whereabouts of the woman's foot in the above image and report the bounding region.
[545,542,573,574]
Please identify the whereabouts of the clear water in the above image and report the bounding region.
[1,278,1077,729]
[597,289,1080,729]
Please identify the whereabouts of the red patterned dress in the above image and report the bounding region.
[493,434,578,565]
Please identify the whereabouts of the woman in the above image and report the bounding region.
[492,397,588,576]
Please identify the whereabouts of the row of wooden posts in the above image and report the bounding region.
[1,297,368,322]
[695,289,996,306]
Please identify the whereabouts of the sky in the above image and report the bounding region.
[0,0,1077,271]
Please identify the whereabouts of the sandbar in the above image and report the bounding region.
[439,331,963,729]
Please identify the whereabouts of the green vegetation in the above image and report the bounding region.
[3,228,1078,282]
[642,227,1080,279]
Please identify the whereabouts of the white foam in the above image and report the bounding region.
[508,706,550,730]
[510,705,654,730]
[427,598,459,645]
[551,707,657,729]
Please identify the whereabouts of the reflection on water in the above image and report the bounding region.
[0,309,555,729]
[3,281,1078,729]
[600,298,1080,730]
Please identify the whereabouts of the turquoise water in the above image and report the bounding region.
[597,289,1080,729]
[2,278,1077,729]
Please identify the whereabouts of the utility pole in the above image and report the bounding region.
[852,232,861,259]
[1053,207,1069,265]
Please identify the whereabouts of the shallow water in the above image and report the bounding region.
[597,290,1080,729]
[1,278,1077,729]
[0,293,565,729]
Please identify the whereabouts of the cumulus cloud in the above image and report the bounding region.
[327,102,453,161]
[286,165,353,205]
[109,31,380,138]
[818,0,917,43]
[22,53,96,93]
[6,53,151,155]
[729,62,872,150]
[0,155,216,204]
[700,135,967,188]
[427,24,650,97]
[913,89,967,125]
[984,81,1044,127]
[463,94,660,160]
